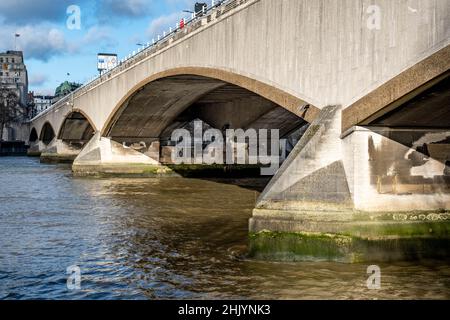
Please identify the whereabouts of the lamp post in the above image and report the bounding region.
[136,43,146,51]
[14,33,20,51]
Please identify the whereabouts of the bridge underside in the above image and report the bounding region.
[74,75,307,176]
[367,75,450,128]
[107,75,305,140]
[59,112,95,143]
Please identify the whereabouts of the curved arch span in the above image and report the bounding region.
[57,110,97,142]
[39,122,56,145]
[101,67,320,136]
[29,127,38,143]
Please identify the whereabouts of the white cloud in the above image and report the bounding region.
[0,23,118,62]
[29,73,49,86]
[32,88,55,96]
[81,25,116,47]
[99,0,154,18]
[0,24,70,62]
[0,0,76,24]
[146,12,181,38]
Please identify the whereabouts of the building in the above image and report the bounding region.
[0,51,28,106]
[0,50,29,141]
[29,92,56,118]
[55,81,81,98]
[34,94,55,115]
[27,81,82,119]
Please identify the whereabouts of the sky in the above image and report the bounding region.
[0,0,200,95]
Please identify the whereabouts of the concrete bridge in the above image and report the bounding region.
[26,0,450,262]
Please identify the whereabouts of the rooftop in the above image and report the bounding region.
[1,50,23,57]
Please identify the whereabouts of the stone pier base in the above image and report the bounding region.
[72,132,168,177]
[249,106,450,262]
[39,139,83,164]
[249,209,450,262]
[27,142,41,157]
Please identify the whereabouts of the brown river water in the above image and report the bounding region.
[0,157,449,300]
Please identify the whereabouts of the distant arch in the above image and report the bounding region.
[29,127,38,143]
[57,110,96,142]
[39,122,55,145]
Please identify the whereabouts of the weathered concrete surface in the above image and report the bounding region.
[27,140,53,157]
[250,106,450,262]
[249,217,450,262]
[343,127,450,211]
[256,106,350,211]
[40,139,84,164]
[72,132,165,176]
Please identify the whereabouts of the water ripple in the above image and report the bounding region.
[0,157,449,300]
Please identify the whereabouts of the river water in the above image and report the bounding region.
[0,157,449,300]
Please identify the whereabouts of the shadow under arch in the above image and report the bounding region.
[29,127,38,143]
[101,67,320,137]
[39,122,55,145]
[57,109,97,143]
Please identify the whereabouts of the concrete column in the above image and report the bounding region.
[343,127,450,211]
[27,141,42,157]
[72,132,168,177]
[40,139,84,163]
[249,107,450,262]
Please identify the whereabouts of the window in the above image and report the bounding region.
[11,58,15,63]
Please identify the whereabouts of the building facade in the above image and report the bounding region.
[0,50,29,141]
[0,51,28,106]
[29,93,57,118]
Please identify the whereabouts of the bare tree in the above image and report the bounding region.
[0,88,24,141]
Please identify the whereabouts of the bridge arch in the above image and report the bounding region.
[101,67,320,137]
[57,109,96,143]
[29,127,38,143]
[39,122,56,145]
[342,46,450,133]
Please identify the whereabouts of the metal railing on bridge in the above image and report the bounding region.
[30,0,251,122]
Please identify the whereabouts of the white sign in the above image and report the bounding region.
[97,53,118,72]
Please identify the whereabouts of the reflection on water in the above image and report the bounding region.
[0,157,449,300]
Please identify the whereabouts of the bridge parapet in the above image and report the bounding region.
[29,0,253,124]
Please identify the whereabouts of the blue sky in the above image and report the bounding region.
[0,0,199,95]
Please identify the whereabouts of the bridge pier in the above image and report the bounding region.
[249,107,450,262]
[72,132,167,176]
[27,141,42,157]
[39,139,86,163]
